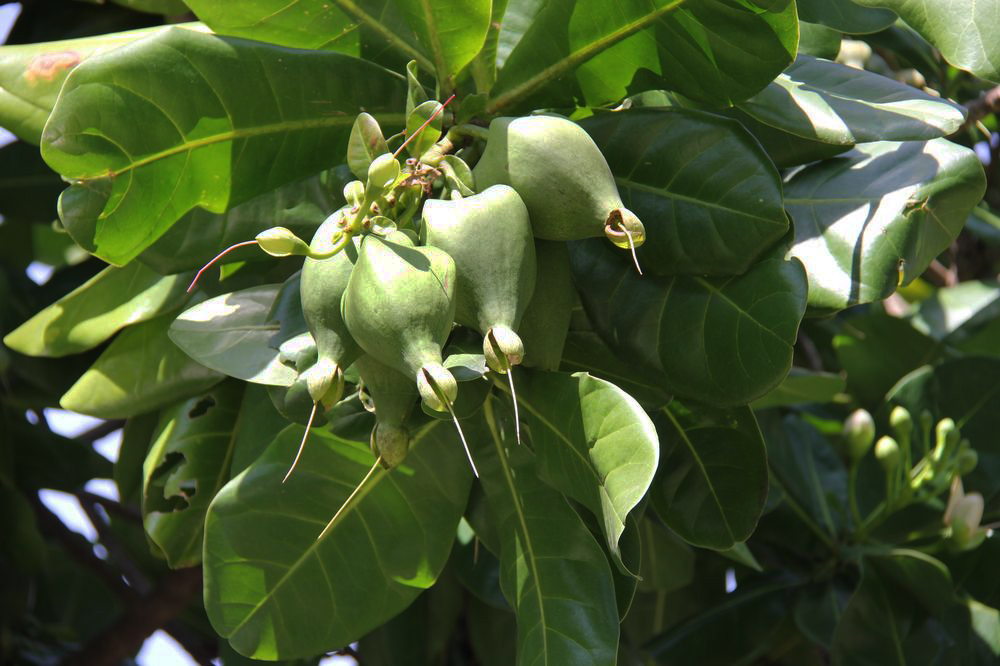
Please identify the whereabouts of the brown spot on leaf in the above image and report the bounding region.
[25,50,81,85]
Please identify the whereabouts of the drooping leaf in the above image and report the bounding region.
[59,311,224,419]
[142,380,245,568]
[786,140,986,312]
[4,262,191,357]
[477,396,620,665]
[852,0,1000,82]
[389,0,491,87]
[204,419,473,659]
[651,402,768,549]
[796,0,896,34]
[42,26,407,265]
[183,0,360,54]
[137,169,345,275]
[497,369,658,574]
[887,357,1000,513]
[491,0,797,113]
[737,55,966,145]
[169,284,301,387]
[581,108,788,276]
[0,24,196,144]
[569,240,808,405]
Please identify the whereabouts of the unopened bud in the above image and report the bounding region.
[367,153,401,194]
[843,409,876,463]
[951,492,985,550]
[344,180,365,207]
[256,227,310,257]
[933,418,958,463]
[889,406,913,440]
[875,436,900,471]
[958,448,979,476]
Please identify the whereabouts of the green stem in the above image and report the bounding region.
[448,124,490,142]
[307,230,353,260]
[483,0,686,115]
[848,463,862,532]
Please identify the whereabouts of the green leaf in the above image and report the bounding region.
[581,108,788,276]
[0,24,188,144]
[798,22,843,60]
[204,419,473,659]
[832,551,969,665]
[347,113,390,181]
[636,518,694,594]
[390,0,491,87]
[498,369,658,574]
[59,311,224,419]
[910,280,1000,344]
[786,140,986,312]
[116,412,159,505]
[833,310,938,406]
[796,0,896,34]
[887,358,1000,513]
[560,331,672,409]
[42,26,407,266]
[184,1,360,53]
[142,381,245,568]
[795,582,849,649]
[478,396,620,665]
[645,580,792,663]
[404,100,443,159]
[569,240,808,405]
[137,169,345,275]
[852,0,1000,82]
[759,411,847,540]
[751,368,846,409]
[0,141,66,224]
[491,0,797,113]
[738,56,966,146]
[724,106,852,169]
[652,402,768,549]
[169,284,301,387]
[4,262,191,357]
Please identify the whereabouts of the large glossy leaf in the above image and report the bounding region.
[651,402,768,549]
[581,108,788,276]
[832,551,971,665]
[204,418,473,659]
[751,368,846,409]
[853,0,1000,82]
[796,0,896,33]
[59,311,224,418]
[42,27,407,266]
[738,55,966,145]
[786,140,986,312]
[490,0,797,113]
[887,357,1000,513]
[569,240,808,405]
[142,381,244,568]
[391,0,491,87]
[184,1,360,54]
[477,396,619,665]
[138,170,343,275]
[497,369,658,573]
[759,411,847,540]
[0,24,198,144]
[559,331,671,408]
[909,280,1000,345]
[4,262,191,357]
[169,284,301,387]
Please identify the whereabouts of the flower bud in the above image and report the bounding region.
[933,418,958,463]
[843,409,875,463]
[889,406,913,440]
[951,492,986,550]
[255,226,310,257]
[367,153,401,194]
[957,448,979,476]
[343,180,365,207]
[875,436,900,471]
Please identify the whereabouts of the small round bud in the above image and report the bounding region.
[958,449,979,476]
[875,436,901,471]
[933,418,958,462]
[256,226,310,257]
[343,180,365,206]
[889,406,913,439]
[843,408,876,463]
[367,153,401,194]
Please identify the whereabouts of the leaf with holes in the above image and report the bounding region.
[786,140,986,312]
[41,26,406,265]
[498,369,658,575]
[581,107,788,276]
[650,402,767,549]
[142,380,245,568]
[203,418,473,659]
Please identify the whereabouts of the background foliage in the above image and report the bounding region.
[2,0,1000,664]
